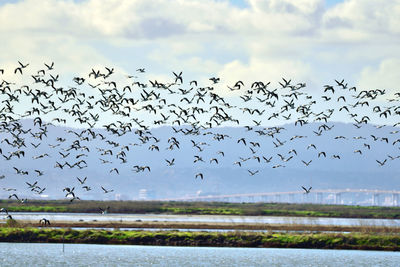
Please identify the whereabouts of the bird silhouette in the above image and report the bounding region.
[301,186,312,194]
[195,173,204,179]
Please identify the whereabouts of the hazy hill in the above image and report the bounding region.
[0,120,399,200]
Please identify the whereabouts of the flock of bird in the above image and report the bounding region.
[0,61,399,210]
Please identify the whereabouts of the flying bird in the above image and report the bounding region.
[302,186,312,194]
[195,173,204,180]
[101,186,114,194]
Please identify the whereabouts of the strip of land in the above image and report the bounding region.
[1,200,400,219]
[0,227,399,251]
[4,220,400,234]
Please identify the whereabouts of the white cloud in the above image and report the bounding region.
[247,0,324,34]
[0,0,398,95]
[322,0,400,39]
[1,0,399,40]
[357,58,400,94]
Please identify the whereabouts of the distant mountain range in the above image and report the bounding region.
[0,120,399,200]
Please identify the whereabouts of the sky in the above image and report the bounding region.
[0,0,399,101]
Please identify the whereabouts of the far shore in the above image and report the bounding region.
[2,200,400,219]
[3,219,400,233]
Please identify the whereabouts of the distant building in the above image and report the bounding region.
[138,189,156,200]
[196,190,220,197]
[115,194,129,201]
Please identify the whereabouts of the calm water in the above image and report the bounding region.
[0,243,398,267]
[3,212,400,227]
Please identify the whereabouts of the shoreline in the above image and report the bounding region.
[4,220,400,233]
[0,228,399,251]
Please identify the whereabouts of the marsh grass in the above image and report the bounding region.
[0,227,399,250]
[1,200,400,219]
[1,218,399,234]
[5,218,19,228]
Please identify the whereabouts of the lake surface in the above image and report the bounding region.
[0,243,398,267]
[3,212,400,227]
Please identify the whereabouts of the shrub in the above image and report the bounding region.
[5,218,19,227]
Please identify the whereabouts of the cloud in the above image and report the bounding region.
[0,0,398,95]
[1,0,399,40]
[357,58,400,94]
[322,0,400,39]
[134,17,186,39]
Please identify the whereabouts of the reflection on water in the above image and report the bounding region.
[2,212,400,227]
[0,243,399,267]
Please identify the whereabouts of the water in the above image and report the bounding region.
[0,243,398,267]
[3,212,400,227]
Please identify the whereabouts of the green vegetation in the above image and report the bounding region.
[160,207,242,215]
[5,205,68,213]
[1,200,400,219]
[0,228,399,250]
[2,218,400,234]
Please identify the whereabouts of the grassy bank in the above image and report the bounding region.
[1,200,400,219]
[7,220,400,234]
[0,228,399,251]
